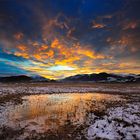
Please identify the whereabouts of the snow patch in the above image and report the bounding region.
[87,103,140,140]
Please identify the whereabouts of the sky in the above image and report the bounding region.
[0,0,140,79]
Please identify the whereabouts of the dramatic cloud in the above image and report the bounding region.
[0,0,140,79]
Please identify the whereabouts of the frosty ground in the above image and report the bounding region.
[0,83,140,140]
[0,82,140,95]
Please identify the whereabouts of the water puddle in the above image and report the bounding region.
[0,93,125,139]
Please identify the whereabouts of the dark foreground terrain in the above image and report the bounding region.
[0,83,140,140]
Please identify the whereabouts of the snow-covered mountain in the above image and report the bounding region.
[62,72,140,83]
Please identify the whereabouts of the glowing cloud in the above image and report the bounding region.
[48,65,76,71]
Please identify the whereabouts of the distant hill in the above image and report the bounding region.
[62,72,140,83]
[0,75,56,83]
[0,73,139,83]
[0,75,32,82]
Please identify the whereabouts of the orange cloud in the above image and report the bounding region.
[123,21,138,30]
[107,34,140,55]
[14,38,106,64]
[11,37,108,79]
[38,45,48,51]
[14,52,29,59]
[92,21,106,29]
[14,32,23,40]
[14,44,30,59]
[17,44,27,51]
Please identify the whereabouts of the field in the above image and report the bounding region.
[0,82,140,95]
[0,83,140,140]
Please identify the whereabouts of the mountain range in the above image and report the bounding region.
[0,73,140,83]
[62,72,140,83]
